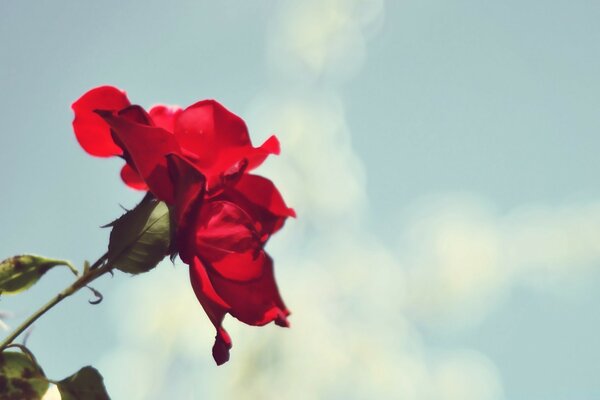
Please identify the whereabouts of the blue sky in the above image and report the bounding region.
[2,1,600,399]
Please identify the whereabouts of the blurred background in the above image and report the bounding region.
[2,1,600,399]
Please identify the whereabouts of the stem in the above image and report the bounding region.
[0,253,112,349]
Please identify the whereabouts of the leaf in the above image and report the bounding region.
[0,351,49,399]
[56,366,110,400]
[107,196,172,274]
[0,255,78,295]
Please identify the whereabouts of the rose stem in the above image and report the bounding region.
[0,252,111,350]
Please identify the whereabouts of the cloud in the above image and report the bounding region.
[246,91,368,227]
[99,1,600,399]
[398,195,600,332]
[99,230,506,399]
[96,2,508,399]
[266,0,384,85]
[432,350,503,400]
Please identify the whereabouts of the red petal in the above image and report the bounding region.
[234,174,295,218]
[246,135,280,170]
[194,200,263,281]
[189,251,289,363]
[223,174,295,239]
[120,164,148,191]
[117,104,153,125]
[165,153,206,262]
[149,105,182,133]
[201,135,281,192]
[189,256,231,314]
[95,109,179,204]
[188,257,232,365]
[173,100,279,188]
[205,252,290,327]
[174,100,251,166]
[213,327,232,366]
[207,135,280,173]
[111,105,154,160]
[72,86,130,157]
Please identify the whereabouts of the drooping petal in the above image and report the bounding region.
[213,327,233,366]
[95,108,180,204]
[111,105,154,161]
[223,174,296,240]
[166,153,205,262]
[116,104,154,124]
[120,164,148,190]
[114,106,152,192]
[72,86,130,157]
[149,105,182,133]
[205,251,290,327]
[188,257,232,365]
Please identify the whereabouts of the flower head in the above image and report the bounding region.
[72,86,295,364]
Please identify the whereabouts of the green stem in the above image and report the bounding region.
[0,253,111,349]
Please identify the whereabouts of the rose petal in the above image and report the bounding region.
[188,257,232,365]
[111,105,154,163]
[117,104,154,125]
[205,252,290,327]
[166,153,206,262]
[95,108,180,204]
[72,86,130,157]
[175,100,250,164]
[202,135,281,192]
[209,251,269,284]
[189,256,231,314]
[213,327,233,366]
[120,164,148,191]
[208,135,280,174]
[194,200,263,281]
[233,174,296,218]
[173,100,279,188]
[113,107,151,191]
[189,241,289,365]
[149,105,183,133]
[223,174,295,239]
[245,134,280,170]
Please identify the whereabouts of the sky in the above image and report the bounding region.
[2,0,600,399]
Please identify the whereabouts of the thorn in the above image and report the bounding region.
[86,286,104,305]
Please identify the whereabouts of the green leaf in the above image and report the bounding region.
[0,255,78,295]
[0,351,49,399]
[56,366,110,400]
[107,197,171,274]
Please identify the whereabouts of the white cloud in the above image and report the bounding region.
[99,1,600,399]
[246,91,367,227]
[398,195,600,332]
[433,350,504,400]
[266,0,384,85]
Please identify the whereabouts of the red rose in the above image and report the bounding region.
[72,86,295,364]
